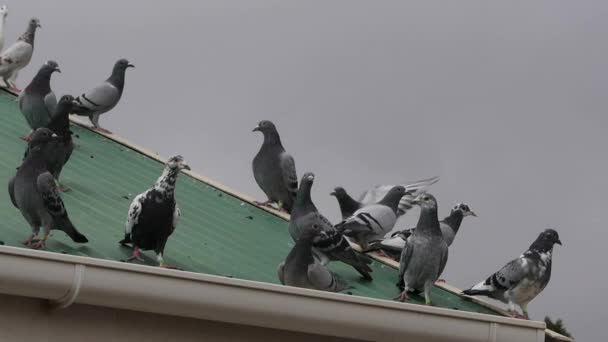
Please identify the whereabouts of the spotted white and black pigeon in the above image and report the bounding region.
[0,5,9,52]
[120,155,190,268]
[397,193,448,305]
[289,172,373,280]
[8,128,88,249]
[278,223,350,293]
[252,120,298,213]
[462,229,561,319]
[370,203,477,260]
[0,17,40,92]
[72,58,134,133]
[17,60,60,140]
[336,186,408,249]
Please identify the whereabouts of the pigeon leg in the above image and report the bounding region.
[93,127,113,134]
[522,305,530,320]
[424,282,433,306]
[126,248,145,263]
[31,234,48,249]
[157,253,174,268]
[22,233,37,246]
[394,290,409,302]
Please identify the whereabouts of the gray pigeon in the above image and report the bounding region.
[0,17,40,92]
[358,176,439,217]
[278,223,350,293]
[397,193,448,305]
[289,172,373,280]
[330,187,362,220]
[372,203,477,260]
[252,120,297,213]
[120,155,190,268]
[8,128,88,249]
[462,229,561,319]
[336,186,408,249]
[72,58,134,133]
[17,60,60,140]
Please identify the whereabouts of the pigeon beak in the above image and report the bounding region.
[411,195,422,204]
[330,191,336,196]
[469,211,478,217]
[556,239,562,246]
[51,133,58,138]
[182,164,191,171]
[55,68,61,73]
[252,126,261,132]
[127,64,135,68]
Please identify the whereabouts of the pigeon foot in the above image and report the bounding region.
[93,127,113,134]
[394,291,409,302]
[436,278,447,283]
[126,249,145,263]
[510,311,529,320]
[31,239,47,249]
[22,234,37,246]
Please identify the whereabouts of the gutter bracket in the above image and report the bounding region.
[488,322,497,342]
[49,264,85,310]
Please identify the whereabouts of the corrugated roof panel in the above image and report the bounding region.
[0,90,497,315]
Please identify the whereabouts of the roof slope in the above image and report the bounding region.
[0,90,499,315]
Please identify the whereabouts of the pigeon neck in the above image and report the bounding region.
[46,104,71,135]
[379,194,401,213]
[528,238,555,254]
[19,23,37,45]
[28,68,53,93]
[336,193,360,218]
[293,183,316,216]
[416,206,442,236]
[262,131,282,146]
[441,210,464,234]
[107,68,126,92]
[0,16,6,38]
[153,167,180,198]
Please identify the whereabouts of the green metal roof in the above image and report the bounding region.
[0,90,498,315]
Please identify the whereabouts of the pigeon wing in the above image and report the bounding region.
[8,176,17,208]
[279,152,298,196]
[75,82,119,114]
[308,262,348,292]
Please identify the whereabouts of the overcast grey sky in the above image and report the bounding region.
[8,0,607,339]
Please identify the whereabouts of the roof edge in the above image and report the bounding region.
[0,245,545,342]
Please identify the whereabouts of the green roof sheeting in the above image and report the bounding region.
[0,90,498,315]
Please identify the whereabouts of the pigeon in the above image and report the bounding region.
[278,223,350,293]
[8,128,88,249]
[0,17,40,92]
[370,203,477,260]
[358,176,439,217]
[289,172,373,280]
[252,120,298,213]
[396,193,448,305]
[330,187,362,220]
[72,58,134,134]
[0,5,8,52]
[17,60,60,140]
[120,155,190,267]
[336,186,408,249]
[462,229,562,319]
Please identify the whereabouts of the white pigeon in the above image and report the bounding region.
[0,5,9,52]
[0,17,40,92]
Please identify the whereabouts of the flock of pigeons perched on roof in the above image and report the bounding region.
[2,9,561,321]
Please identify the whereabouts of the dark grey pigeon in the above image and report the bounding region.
[120,155,190,268]
[73,58,134,133]
[375,203,477,261]
[330,187,362,220]
[17,60,59,140]
[336,186,408,249]
[0,18,40,92]
[396,193,448,305]
[358,176,439,217]
[252,120,297,213]
[278,223,350,293]
[23,95,76,190]
[8,128,88,249]
[289,172,373,280]
[462,229,561,319]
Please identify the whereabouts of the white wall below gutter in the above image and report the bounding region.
[0,246,545,342]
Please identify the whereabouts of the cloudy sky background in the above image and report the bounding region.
[8,1,607,339]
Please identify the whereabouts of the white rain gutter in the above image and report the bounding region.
[0,246,545,342]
